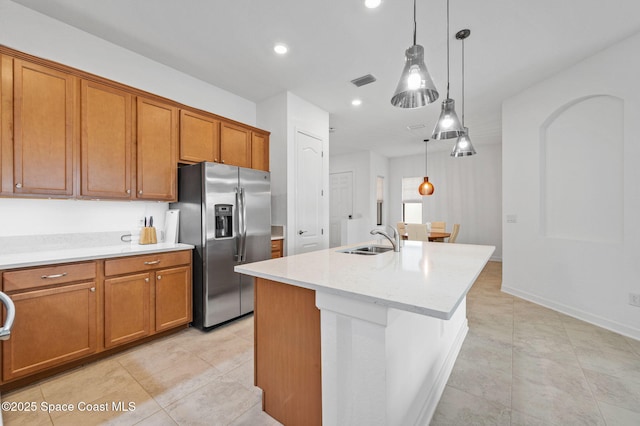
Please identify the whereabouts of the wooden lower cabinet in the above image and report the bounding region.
[103,251,192,349]
[155,266,192,332]
[0,250,192,388]
[2,281,97,381]
[271,239,283,258]
[104,272,151,348]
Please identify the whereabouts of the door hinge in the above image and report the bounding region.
[322,151,324,158]
[321,189,324,196]
[321,228,324,235]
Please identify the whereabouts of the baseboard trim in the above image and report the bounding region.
[501,285,640,341]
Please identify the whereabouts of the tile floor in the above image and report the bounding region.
[3,261,640,425]
[431,262,640,426]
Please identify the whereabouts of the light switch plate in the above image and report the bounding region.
[506,214,517,223]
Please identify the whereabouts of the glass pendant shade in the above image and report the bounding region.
[431,98,464,140]
[418,176,434,195]
[391,45,439,108]
[451,127,477,157]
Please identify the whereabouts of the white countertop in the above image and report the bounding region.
[235,240,495,319]
[0,243,194,270]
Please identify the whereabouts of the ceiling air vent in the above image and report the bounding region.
[406,123,427,131]
[350,74,377,87]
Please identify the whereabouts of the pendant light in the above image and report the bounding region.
[418,139,434,195]
[390,0,439,108]
[451,29,477,157]
[431,0,464,140]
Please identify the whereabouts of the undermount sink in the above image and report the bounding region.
[337,245,394,255]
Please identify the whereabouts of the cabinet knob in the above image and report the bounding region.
[145,278,149,283]
[221,160,225,164]
[138,190,143,195]
[157,275,162,280]
[126,189,131,194]
[214,158,218,162]
[15,183,22,189]
[90,287,95,292]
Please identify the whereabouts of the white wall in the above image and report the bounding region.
[389,144,502,259]
[502,31,640,339]
[0,1,257,238]
[257,92,288,227]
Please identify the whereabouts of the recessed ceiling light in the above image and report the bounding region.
[352,99,362,106]
[364,0,382,9]
[274,43,288,55]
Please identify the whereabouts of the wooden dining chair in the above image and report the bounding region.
[430,221,446,233]
[448,224,460,243]
[406,223,429,241]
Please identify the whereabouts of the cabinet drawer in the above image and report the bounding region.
[105,250,190,276]
[3,262,96,292]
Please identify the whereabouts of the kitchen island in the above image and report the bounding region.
[235,240,495,426]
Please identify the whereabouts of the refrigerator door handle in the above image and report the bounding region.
[234,188,243,262]
[235,187,247,262]
[241,187,248,262]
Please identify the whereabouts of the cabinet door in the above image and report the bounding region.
[251,131,269,172]
[155,266,192,332]
[136,97,177,201]
[81,80,132,199]
[13,59,75,196]
[1,55,12,194]
[179,109,219,163]
[104,272,151,348]
[2,282,97,381]
[220,121,251,168]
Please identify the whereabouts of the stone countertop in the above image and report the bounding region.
[235,240,495,320]
[0,242,194,270]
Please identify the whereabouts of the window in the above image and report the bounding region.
[402,177,423,223]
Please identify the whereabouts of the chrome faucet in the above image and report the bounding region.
[370,226,400,252]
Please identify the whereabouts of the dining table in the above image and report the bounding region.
[402,232,451,242]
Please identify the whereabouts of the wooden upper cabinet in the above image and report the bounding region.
[220,121,251,168]
[136,97,177,201]
[80,80,132,199]
[0,55,11,194]
[13,59,75,196]
[179,109,219,163]
[251,131,269,171]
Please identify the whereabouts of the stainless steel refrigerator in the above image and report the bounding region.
[172,162,271,329]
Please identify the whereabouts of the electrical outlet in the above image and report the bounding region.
[629,293,640,307]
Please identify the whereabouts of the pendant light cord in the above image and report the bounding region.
[461,36,465,125]
[425,140,428,174]
[446,0,450,98]
[413,0,417,45]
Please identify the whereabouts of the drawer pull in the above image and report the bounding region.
[143,260,161,265]
[41,272,68,279]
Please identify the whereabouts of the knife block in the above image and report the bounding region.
[139,227,157,245]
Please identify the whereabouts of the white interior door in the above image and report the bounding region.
[329,171,353,247]
[294,130,324,254]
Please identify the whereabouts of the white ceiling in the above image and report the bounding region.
[11,0,640,157]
